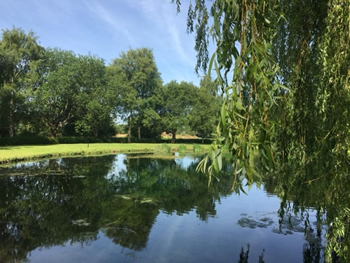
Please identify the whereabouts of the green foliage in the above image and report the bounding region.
[72,54,114,137]
[155,143,171,153]
[0,27,44,137]
[178,144,187,153]
[175,1,350,259]
[0,136,57,146]
[56,136,125,144]
[109,48,163,142]
[115,123,128,134]
[30,49,115,138]
[189,76,220,142]
[31,48,81,137]
[193,144,203,153]
[0,28,222,146]
[161,80,198,143]
[180,0,281,185]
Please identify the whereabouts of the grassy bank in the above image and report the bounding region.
[0,143,211,165]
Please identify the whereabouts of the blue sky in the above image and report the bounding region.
[0,0,205,86]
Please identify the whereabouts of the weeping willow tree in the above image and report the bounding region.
[172,0,350,261]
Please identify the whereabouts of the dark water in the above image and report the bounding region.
[0,154,338,262]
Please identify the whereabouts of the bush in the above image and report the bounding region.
[178,144,187,153]
[0,136,58,146]
[175,138,212,144]
[0,135,211,146]
[155,144,171,153]
[57,136,128,144]
[193,144,203,153]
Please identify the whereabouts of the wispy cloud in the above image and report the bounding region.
[0,0,201,85]
[84,0,138,47]
[128,0,195,67]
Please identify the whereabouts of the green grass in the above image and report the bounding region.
[0,143,211,165]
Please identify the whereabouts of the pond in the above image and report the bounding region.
[0,154,342,262]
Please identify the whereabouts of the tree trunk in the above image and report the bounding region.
[138,124,141,140]
[128,115,132,143]
[171,130,176,143]
[93,127,98,137]
[9,97,14,138]
[202,136,204,144]
[50,125,57,138]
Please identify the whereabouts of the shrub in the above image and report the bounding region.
[178,144,187,153]
[57,136,127,144]
[193,144,203,153]
[155,144,171,153]
[0,136,58,146]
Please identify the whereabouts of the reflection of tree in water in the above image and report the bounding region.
[0,154,235,262]
[101,155,235,250]
[262,166,349,262]
[112,155,234,221]
[238,244,265,263]
[303,226,323,263]
[102,197,159,251]
[1,153,347,262]
[0,156,116,262]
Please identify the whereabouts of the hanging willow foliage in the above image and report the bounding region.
[172,0,350,185]
[173,0,350,259]
[173,0,283,188]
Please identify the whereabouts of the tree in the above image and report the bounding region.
[106,63,135,142]
[189,76,220,143]
[174,0,350,260]
[32,49,115,138]
[0,27,43,137]
[31,48,80,137]
[71,54,114,137]
[110,48,162,142]
[161,81,197,143]
[174,0,349,182]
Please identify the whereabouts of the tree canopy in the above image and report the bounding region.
[0,27,43,137]
[109,48,163,142]
[161,80,198,143]
[0,29,219,141]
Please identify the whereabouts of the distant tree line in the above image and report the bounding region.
[0,27,221,143]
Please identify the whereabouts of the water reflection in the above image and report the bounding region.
[238,244,266,263]
[0,154,346,262]
[0,155,235,262]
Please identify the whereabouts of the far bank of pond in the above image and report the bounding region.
[0,143,211,165]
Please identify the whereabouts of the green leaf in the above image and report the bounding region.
[220,101,227,130]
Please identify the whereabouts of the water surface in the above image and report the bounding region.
[0,154,328,262]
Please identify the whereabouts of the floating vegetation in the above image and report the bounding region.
[272,216,306,235]
[238,216,274,229]
[115,195,159,206]
[237,211,326,251]
[116,195,132,200]
[72,218,90,227]
[72,175,86,179]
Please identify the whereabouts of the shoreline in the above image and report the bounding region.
[0,143,210,166]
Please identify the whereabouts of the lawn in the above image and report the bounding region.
[0,143,210,165]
